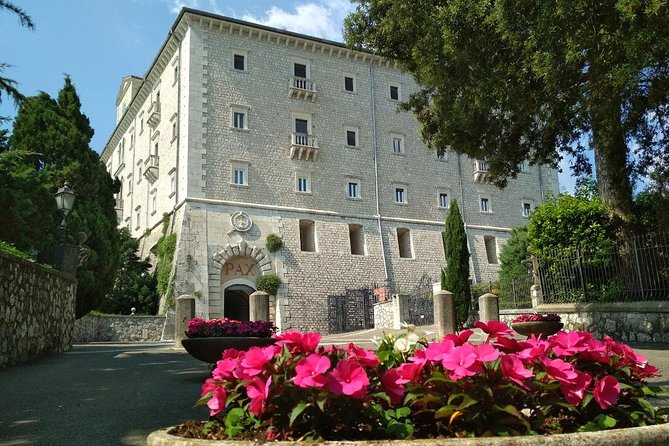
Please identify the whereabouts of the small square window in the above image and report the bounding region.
[480,197,491,213]
[523,202,532,217]
[231,162,248,186]
[395,187,407,204]
[234,54,245,71]
[439,193,449,208]
[294,63,307,78]
[348,181,360,199]
[392,137,403,154]
[390,85,399,100]
[344,76,354,92]
[346,130,357,147]
[232,111,246,129]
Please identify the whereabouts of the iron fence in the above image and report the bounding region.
[473,275,534,310]
[536,232,669,303]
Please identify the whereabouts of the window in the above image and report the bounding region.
[169,170,176,197]
[390,85,399,100]
[480,197,491,213]
[347,181,360,199]
[294,63,307,78]
[135,206,141,230]
[153,142,159,157]
[346,130,357,147]
[127,176,133,195]
[296,172,311,193]
[233,111,246,129]
[344,76,355,92]
[392,135,404,154]
[397,228,413,258]
[439,193,449,209]
[172,122,177,141]
[140,118,144,134]
[519,160,528,172]
[234,53,246,71]
[231,163,248,186]
[130,134,134,147]
[150,192,157,215]
[395,187,407,204]
[173,65,178,83]
[522,202,532,217]
[349,224,364,255]
[484,236,498,264]
[299,220,316,252]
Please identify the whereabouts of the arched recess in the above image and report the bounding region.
[212,240,272,275]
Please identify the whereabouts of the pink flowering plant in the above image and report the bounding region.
[512,313,562,323]
[191,322,667,440]
[186,317,276,339]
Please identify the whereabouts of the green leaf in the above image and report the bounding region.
[194,392,212,407]
[315,396,327,412]
[224,407,246,438]
[395,406,411,418]
[434,405,458,419]
[372,391,392,405]
[596,415,617,429]
[457,394,478,411]
[637,397,656,417]
[581,393,593,408]
[289,402,310,426]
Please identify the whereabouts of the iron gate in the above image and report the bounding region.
[327,288,375,334]
[403,294,434,326]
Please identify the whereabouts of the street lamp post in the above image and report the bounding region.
[54,182,76,244]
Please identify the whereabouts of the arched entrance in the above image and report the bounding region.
[223,283,255,321]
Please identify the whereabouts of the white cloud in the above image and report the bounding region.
[242,1,355,42]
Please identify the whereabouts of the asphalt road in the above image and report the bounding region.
[1,330,669,445]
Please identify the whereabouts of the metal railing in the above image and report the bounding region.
[536,232,669,303]
[474,275,534,310]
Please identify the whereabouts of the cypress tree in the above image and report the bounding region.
[441,200,471,328]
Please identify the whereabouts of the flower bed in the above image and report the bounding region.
[175,322,666,441]
[186,318,276,339]
[512,313,562,323]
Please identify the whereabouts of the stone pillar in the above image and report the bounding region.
[249,291,270,322]
[434,290,456,339]
[175,294,195,348]
[479,293,499,323]
[531,284,544,308]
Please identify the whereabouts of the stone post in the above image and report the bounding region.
[434,290,456,339]
[530,284,544,308]
[174,294,195,348]
[478,293,499,323]
[249,291,270,322]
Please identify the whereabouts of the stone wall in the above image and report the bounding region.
[72,314,166,342]
[373,299,396,329]
[500,302,669,343]
[0,252,76,368]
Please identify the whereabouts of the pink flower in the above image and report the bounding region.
[494,335,522,353]
[540,357,578,384]
[408,348,427,366]
[501,354,534,389]
[475,343,500,363]
[265,428,278,441]
[444,329,474,346]
[347,343,381,368]
[240,345,276,377]
[201,378,227,416]
[475,320,513,339]
[560,371,592,406]
[381,368,404,404]
[327,359,369,399]
[213,357,238,381]
[441,344,482,380]
[396,362,423,384]
[594,376,620,410]
[550,331,591,357]
[424,338,455,363]
[517,339,550,361]
[294,353,330,388]
[274,330,321,354]
[246,376,272,416]
[578,339,610,364]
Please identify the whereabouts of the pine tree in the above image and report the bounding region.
[441,200,471,328]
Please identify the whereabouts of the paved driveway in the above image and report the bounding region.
[1,330,668,445]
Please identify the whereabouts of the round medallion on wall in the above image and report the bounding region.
[230,211,253,232]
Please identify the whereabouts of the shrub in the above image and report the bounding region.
[265,233,283,253]
[190,324,666,441]
[256,273,281,295]
[156,233,176,305]
[441,200,471,327]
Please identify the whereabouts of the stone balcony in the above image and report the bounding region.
[289,77,317,102]
[290,132,318,161]
[473,159,490,183]
[147,101,161,128]
[143,155,159,183]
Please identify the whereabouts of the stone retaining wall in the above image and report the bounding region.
[0,252,76,368]
[500,301,669,343]
[373,299,396,329]
[73,314,166,342]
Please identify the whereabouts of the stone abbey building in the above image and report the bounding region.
[101,8,559,332]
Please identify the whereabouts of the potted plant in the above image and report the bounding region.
[511,313,564,337]
[181,318,276,364]
[149,321,668,444]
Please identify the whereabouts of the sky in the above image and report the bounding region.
[0,0,576,193]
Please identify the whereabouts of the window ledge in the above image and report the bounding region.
[233,69,248,74]
[343,90,357,94]
[346,196,362,201]
[150,210,157,216]
[169,191,176,198]
[171,135,177,143]
[480,211,494,214]
[295,191,313,196]
[399,257,415,261]
[391,151,406,156]
[346,144,360,149]
[438,206,450,210]
[394,202,409,206]
[230,127,250,132]
[230,183,249,188]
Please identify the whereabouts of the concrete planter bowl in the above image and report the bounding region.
[181,337,276,364]
[511,321,564,338]
[147,423,669,446]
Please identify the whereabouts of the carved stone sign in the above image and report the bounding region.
[230,211,252,232]
[221,255,260,282]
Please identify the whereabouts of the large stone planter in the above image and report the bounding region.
[181,337,276,364]
[511,321,564,338]
[147,423,669,445]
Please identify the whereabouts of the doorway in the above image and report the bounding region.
[223,284,254,321]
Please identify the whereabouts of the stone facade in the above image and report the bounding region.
[101,9,559,333]
[0,252,76,368]
[72,314,166,342]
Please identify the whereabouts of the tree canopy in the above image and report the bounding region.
[345,0,669,223]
